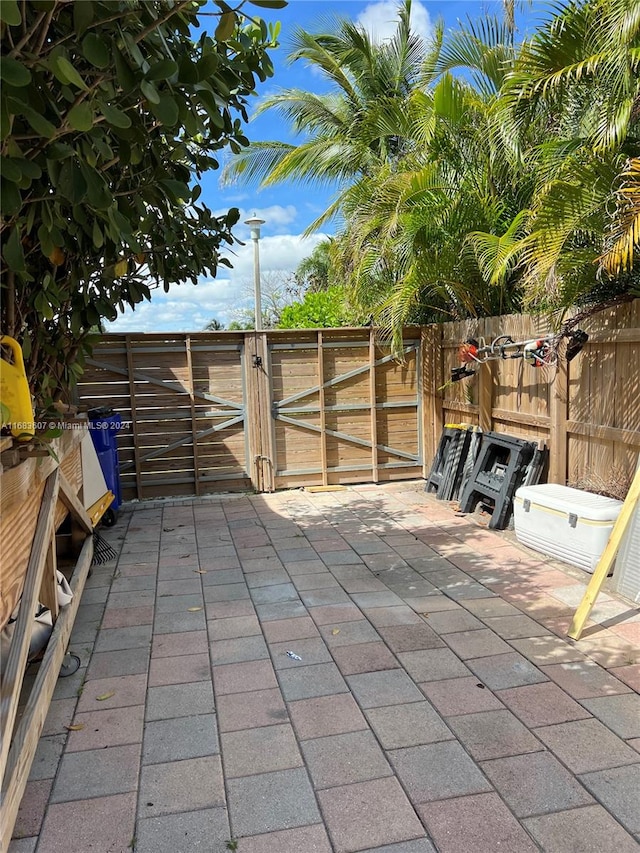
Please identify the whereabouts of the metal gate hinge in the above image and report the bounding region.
[252,355,262,368]
[568,513,578,528]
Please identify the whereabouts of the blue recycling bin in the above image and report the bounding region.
[88,407,123,522]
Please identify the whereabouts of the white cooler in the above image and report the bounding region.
[513,484,623,573]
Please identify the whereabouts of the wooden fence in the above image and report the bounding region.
[78,302,640,500]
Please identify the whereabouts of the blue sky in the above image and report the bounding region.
[110,0,546,333]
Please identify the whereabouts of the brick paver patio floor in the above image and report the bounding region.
[11,482,640,853]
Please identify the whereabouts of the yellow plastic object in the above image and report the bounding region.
[0,335,35,440]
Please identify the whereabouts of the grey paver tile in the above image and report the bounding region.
[256,601,309,621]
[142,714,219,764]
[157,578,202,596]
[199,568,244,585]
[285,560,328,575]
[217,688,289,732]
[148,652,211,686]
[510,635,586,665]
[212,659,278,695]
[481,751,594,817]
[8,838,37,853]
[41,698,77,737]
[579,765,640,835]
[227,768,320,836]
[448,709,543,761]
[13,778,52,839]
[65,704,144,752]
[155,592,203,613]
[278,662,348,700]
[208,614,261,641]
[87,646,150,679]
[153,600,206,636]
[523,805,640,853]
[221,724,303,777]
[300,588,352,606]
[50,744,140,802]
[27,735,65,781]
[318,777,426,853]
[206,599,257,620]
[581,693,640,739]
[135,807,230,853]
[366,606,424,627]
[419,792,538,853]
[236,825,333,853]
[244,568,292,588]
[288,693,368,740]
[420,676,504,716]
[388,741,492,802]
[332,641,399,675]
[151,630,209,658]
[421,609,484,634]
[292,573,341,591]
[101,605,154,628]
[203,582,250,602]
[209,635,269,665]
[320,620,381,646]
[496,682,592,727]
[351,591,406,608]
[302,730,392,789]
[347,669,424,708]
[540,659,632,699]
[105,590,154,610]
[376,623,444,652]
[262,616,319,642]
[138,755,225,817]
[484,614,550,639]
[270,638,332,670]
[146,680,215,721]
[466,651,547,690]
[93,624,153,652]
[366,701,453,748]
[534,718,640,773]
[357,842,436,853]
[36,793,136,853]
[398,648,472,682]
[308,603,364,625]
[250,583,300,605]
[443,628,512,659]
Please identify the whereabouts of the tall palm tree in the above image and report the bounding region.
[222,0,424,230]
[504,0,640,306]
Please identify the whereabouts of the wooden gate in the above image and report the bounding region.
[80,333,251,500]
[79,329,423,499]
[265,329,422,489]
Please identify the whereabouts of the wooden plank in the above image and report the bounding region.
[0,469,60,784]
[548,348,569,485]
[125,337,144,500]
[369,329,379,484]
[58,472,93,534]
[185,336,201,497]
[568,464,640,640]
[566,421,640,447]
[318,332,328,487]
[39,541,59,619]
[491,408,551,430]
[0,535,94,851]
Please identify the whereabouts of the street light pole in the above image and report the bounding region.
[244,215,265,331]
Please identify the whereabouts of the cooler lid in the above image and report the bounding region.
[515,484,623,521]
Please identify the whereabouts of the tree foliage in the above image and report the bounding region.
[226,0,640,343]
[277,285,358,328]
[0,0,281,408]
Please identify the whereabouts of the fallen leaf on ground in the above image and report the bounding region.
[193,570,207,574]
[65,723,85,731]
[331,628,340,635]
[96,691,115,701]
[188,606,203,612]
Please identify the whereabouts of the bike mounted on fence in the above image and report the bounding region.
[450,329,589,382]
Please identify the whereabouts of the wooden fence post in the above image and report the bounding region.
[549,351,569,484]
[420,325,444,474]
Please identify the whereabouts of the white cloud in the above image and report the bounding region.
[107,230,328,333]
[356,0,432,44]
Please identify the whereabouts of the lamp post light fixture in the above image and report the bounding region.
[244,214,265,331]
